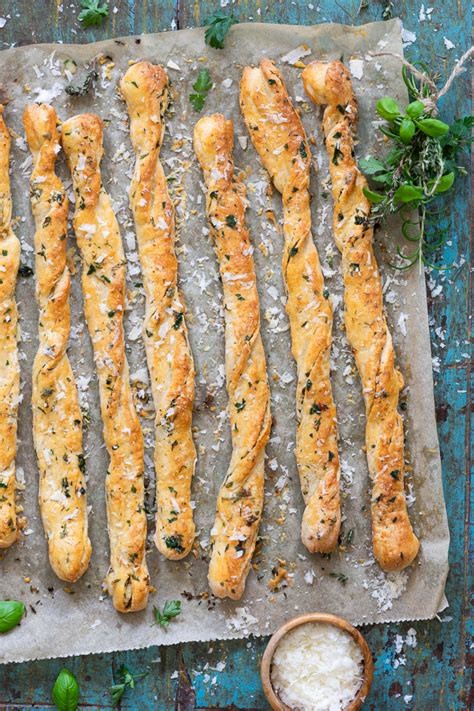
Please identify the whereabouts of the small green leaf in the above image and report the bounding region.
[52,669,79,711]
[110,666,148,707]
[193,69,212,94]
[416,118,449,137]
[399,118,416,144]
[433,172,455,193]
[78,0,109,28]
[153,600,182,628]
[376,96,400,121]
[0,600,25,633]
[204,13,238,49]
[394,184,424,203]
[359,156,386,175]
[362,187,385,204]
[110,682,126,706]
[162,600,182,620]
[190,69,213,112]
[406,100,425,119]
[189,93,205,112]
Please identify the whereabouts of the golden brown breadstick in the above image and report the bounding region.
[120,61,196,560]
[302,60,420,571]
[194,114,271,599]
[24,103,91,582]
[240,59,341,553]
[0,106,20,549]
[62,113,149,611]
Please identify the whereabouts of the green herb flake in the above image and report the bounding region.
[235,399,246,412]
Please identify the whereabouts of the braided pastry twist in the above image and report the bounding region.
[120,61,196,560]
[240,59,341,553]
[0,106,20,549]
[302,60,419,571]
[62,114,149,611]
[194,114,271,599]
[24,103,91,581]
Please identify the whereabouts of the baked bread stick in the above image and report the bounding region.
[0,106,20,549]
[240,59,341,553]
[302,60,420,571]
[24,103,91,581]
[62,113,149,610]
[194,114,271,599]
[120,61,196,560]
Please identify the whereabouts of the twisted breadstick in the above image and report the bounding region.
[24,104,91,582]
[120,61,196,560]
[194,114,271,599]
[0,106,20,549]
[302,60,420,571]
[240,59,341,553]
[62,114,149,611]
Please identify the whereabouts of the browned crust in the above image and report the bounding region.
[194,114,271,599]
[302,60,420,571]
[120,61,196,561]
[62,113,149,611]
[240,59,341,554]
[24,103,91,582]
[0,105,20,549]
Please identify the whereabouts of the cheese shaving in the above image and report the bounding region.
[271,623,363,710]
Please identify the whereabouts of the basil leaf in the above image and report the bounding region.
[359,156,386,175]
[433,172,455,193]
[52,669,80,711]
[0,600,25,633]
[406,100,425,119]
[399,118,416,145]
[362,187,385,204]
[376,96,400,121]
[394,184,424,203]
[417,118,449,137]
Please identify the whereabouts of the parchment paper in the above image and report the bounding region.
[0,19,449,664]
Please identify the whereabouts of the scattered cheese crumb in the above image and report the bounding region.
[349,59,364,80]
[280,44,312,65]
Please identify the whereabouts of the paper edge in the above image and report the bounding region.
[0,16,451,666]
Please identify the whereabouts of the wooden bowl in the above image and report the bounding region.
[260,613,374,711]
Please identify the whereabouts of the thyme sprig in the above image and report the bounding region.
[361,50,473,270]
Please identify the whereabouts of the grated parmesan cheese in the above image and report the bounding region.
[271,623,363,711]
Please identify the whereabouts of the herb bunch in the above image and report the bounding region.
[110,666,148,707]
[361,61,473,270]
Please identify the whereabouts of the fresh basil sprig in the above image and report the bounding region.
[205,13,238,49]
[52,669,80,711]
[189,69,213,112]
[361,63,473,270]
[0,600,25,633]
[110,665,148,706]
[152,599,182,628]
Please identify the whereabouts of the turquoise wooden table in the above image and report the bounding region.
[0,1,471,708]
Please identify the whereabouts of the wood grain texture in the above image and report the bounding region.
[0,0,471,709]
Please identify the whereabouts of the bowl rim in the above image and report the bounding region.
[260,612,374,711]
